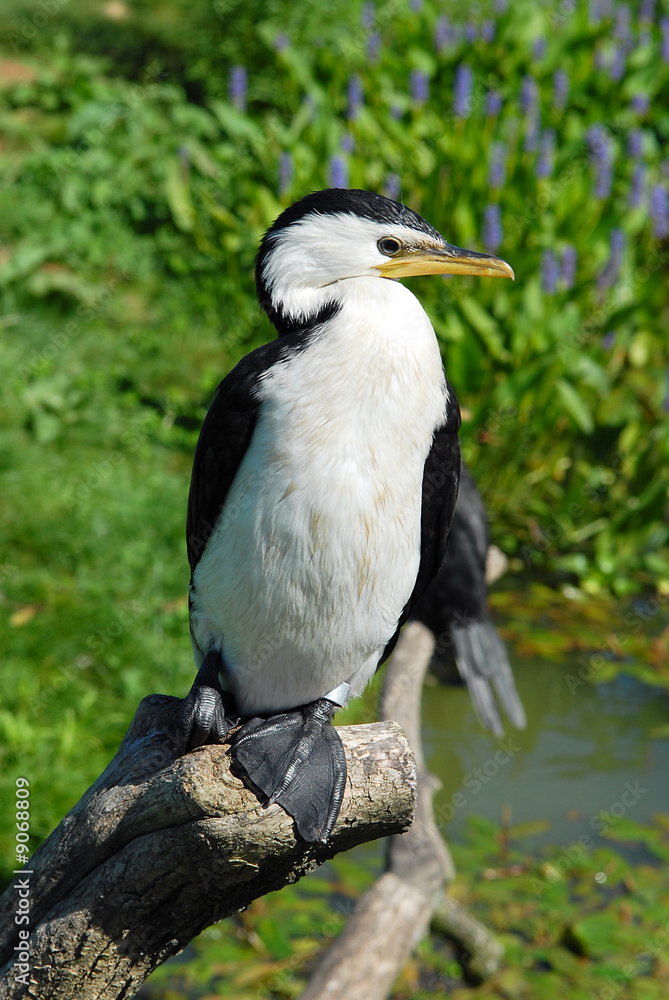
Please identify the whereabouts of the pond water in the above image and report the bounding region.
[423,652,669,854]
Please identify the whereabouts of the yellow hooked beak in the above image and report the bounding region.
[375,243,515,281]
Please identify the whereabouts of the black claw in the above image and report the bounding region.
[233,698,347,843]
[175,650,234,754]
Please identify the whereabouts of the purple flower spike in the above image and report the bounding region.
[587,124,613,200]
[481,20,495,43]
[631,93,649,114]
[649,184,669,238]
[609,44,626,81]
[367,32,381,62]
[347,75,363,120]
[614,4,631,39]
[410,69,429,105]
[229,65,247,111]
[537,129,555,179]
[532,37,547,61]
[278,152,293,195]
[553,69,568,111]
[341,133,355,153]
[594,46,607,71]
[541,249,559,294]
[520,75,538,114]
[595,158,613,199]
[602,331,616,349]
[453,64,473,118]
[640,0,656,24]
[435,15,451,52]
[629,163,646,208]
[628,128,643,159]
[486,90,502,117]
[561,245,577,289]
[494,0,508,12]
[489,142,507,190]
[483,204,503,252]
[661,18,669,63]
[598,228,625,291]
[524,109,541,153]
[589,0,601,25]
[611,228,625,256]
[465,21,478,43]
[361,2,375,29]
[385,173,401,201]
[274,32,289,51]
[409,0,423,11]
[329,155,348,189]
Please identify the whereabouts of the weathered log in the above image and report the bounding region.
[0,694,416,1000]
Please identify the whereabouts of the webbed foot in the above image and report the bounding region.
[233,698,347,843]
[175,650,235,753]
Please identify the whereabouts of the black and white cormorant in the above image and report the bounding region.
[177,189,514,842]
[411,464,526,737]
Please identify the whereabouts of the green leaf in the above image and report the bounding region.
[165,157,194,232]
[561,913,621,958]
[459,295,510,361]
[555,378,594,434]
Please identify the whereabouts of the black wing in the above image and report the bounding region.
[410,464,488,633]
[381,384,461,664]
[188,319,331,573]
[186,337,294,574]
[186,369,258,574]
[411,463,526,735]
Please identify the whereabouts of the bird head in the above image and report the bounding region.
[256,189,513,334]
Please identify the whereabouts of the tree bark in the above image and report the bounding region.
[0,694,416,1000]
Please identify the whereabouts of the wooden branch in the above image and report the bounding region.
[431,895,505,980]
[301,621,504,1000]
[0,694,416,1000]
[301,622,453,1000]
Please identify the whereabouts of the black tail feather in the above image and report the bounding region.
[451,619,526,737]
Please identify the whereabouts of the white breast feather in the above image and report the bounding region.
[190,277,448,714]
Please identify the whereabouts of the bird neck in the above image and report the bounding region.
[261,277,447,425]
[254,248,342,338]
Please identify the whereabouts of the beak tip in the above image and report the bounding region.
[493,257,515,281]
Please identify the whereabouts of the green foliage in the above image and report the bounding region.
[1,0,667,599]
[139,814,669,999]
[0,2,668,997]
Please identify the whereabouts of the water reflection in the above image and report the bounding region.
[423,657,669,848]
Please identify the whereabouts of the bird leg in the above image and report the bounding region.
[174,649,236,753]
[233,694,348,844]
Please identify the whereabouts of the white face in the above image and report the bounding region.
[260,212,447,323]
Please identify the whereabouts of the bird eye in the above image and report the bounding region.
[377,237,402,257]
